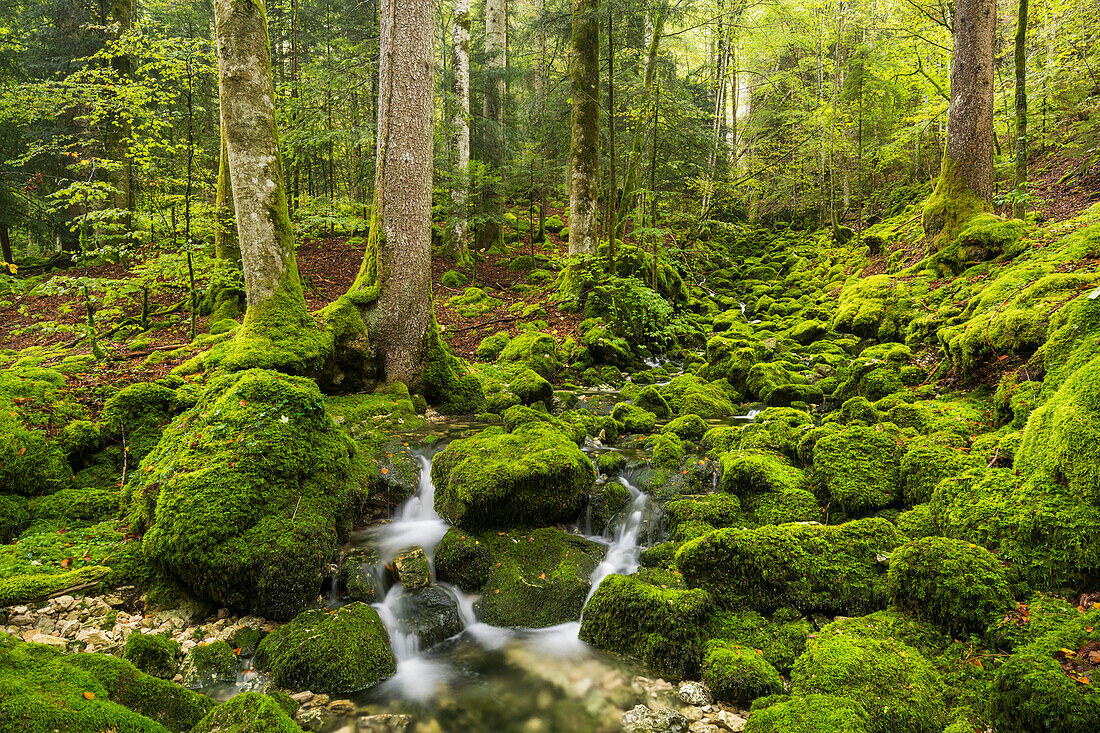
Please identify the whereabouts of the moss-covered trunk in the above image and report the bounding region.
[213,125,240,263]
[446,0,472,263]
[1014,0,1029,220]
[922,0,996,247]
[214,0,312,341]
[569,0,600,256]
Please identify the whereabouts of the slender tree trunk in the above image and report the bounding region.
[215,0,311,335]
[448,0,472,263]
[568,0,599,255]
[348,0,435,386]
[0,224,12,266]
[618,3,665,233]
[607,6,616,271]
[108,0,134,241]
[477,0,507,251]
[1014,0,1029,220]
[214,123,240,262]
[922,0,996,246]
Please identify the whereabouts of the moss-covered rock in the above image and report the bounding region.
[611,402,657,434]
[0,632,216,733]
[790,633,946,733]
[390,585,464,648]
[28,486,118,527]
[431,422,594,529]
[812,425,902,514]
[718,450,807,496]
[712,609,812,675]
[122,369,365,620]
[743,694,873,733]
[0,409,71,497]
[579,573,716,680]
[887,536,1012,637]
[702,640,784,705]
[987,609,1100,732]
[99,382,181,464]
[476,331,511,361]
[676,519,904,614]
[665,493,746,541]
[189,691,304,733]
[254,602,396,695]
[435,527,605,627]
[899,436,977,505]
[498,331,559,379]
[179,641,237,690]
[0,493,29,542]
[123,633,181,681]
[662,414,709,441]
[508,368,553,406]
[634,385,672,418]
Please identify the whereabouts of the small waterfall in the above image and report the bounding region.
[373,454,449,562]
[585,477,649,602]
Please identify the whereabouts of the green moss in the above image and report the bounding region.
[991,593,1079,651]
[743,485,821,525]
[446,287,504,318]
[712,609,812,675]
[900,436,978,505]
[476,331,511,361]
[743,694,872,733]
[922,156,993,251]
[0,565,110,605]
[791,633,947,733]
[665,494,746,541]
[28,486,119,527]
[0,632,217,733]
[189,691,304,733]
[441,269,469,288]
[579,573,716,680]
[437,527,604,628]
[498,331,559,379]
[122,633,180,681]
[894,503,935,538]
[719,450,807,496]
[701,337,757,393]
[610,402,657,434]
[662,414,709,441]
[676,519,904,614]
[988,609,1100,732]
[255,602,396,694]
[702,641,784,705]
[595,450,627,476]
[634,385,671,418]
[746,362,820,407]
[812,425,903,515]
[99,383,183,464]
[59,419,102,460]
[431,422,594,529]
[0,493,29,542]
[122,369,365,620]
[508,368,553,406]
[887,536,1012,637]
[0,409,71,497]
[179,641,237,689]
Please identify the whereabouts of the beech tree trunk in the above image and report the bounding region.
[922,0,996,245]
[448,0,472,261]
[569,0,599,256]
[476,0,506,251]
[349,0,435,386]
[1014,0,1029,220]
[214,125,240,262]
[618,3,666,233]
[215,0,310,331]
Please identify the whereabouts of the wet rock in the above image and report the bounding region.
[689,723,721,733]
[357,714,412,733]
[180,640,239,689]
[394,546,431,590]
[327,698,357,715]
[621,704,689,733]
[296,706,332,732]
[337,558,376,602]
[393,585,463,649]
[8,614,32,627]
[290,691,315,704]
[679,681,713,706]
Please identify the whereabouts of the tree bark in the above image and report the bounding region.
[0,224,12,266]
[618,2,665,233]
[347,0,435,386]
[606,5,616,270]
[1014,0,1029,220]
[215,0,310,333]
[447,0,472,262]
[214,124,240,262]
[569,0,599,256]
[107,0,134,242]
[476,0,507,251]
[922,0,996,246]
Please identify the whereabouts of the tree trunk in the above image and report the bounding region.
[214,124,240,262]
[476,0,507,251]
[447,0,472,263]
[1014,0,1028,220]
[0,224,12,266]
[606,6,616,271]
[568,0,599,256]
[108,0,134,242]
[345,0,435,387]
[618,3,665,233]
[215,0,312,337]
[922,0,996,247]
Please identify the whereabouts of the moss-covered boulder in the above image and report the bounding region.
[0,409,71,497]
[390,585,463,648]
[476,331,511,361]
[712,609,812,675]
[179,641,237,690]
[99,382,181,463]
[123,633,181,681]
[508,368,553,406]
[665,493,746,542]
[812,425,902,515]
[0,632,216,733]
[987,609,1100,732]
[431,422,594,529]
[676,519,904,614]
[888,536,1012,637]
[435,527,605,627]
[611,402,657,434]
[579,573,716,680]
[662,414,709,441]
[719,450,807,496]
[743,694,873,733]
[254,602,396,695]
[634,385,672,418]
[498,331,559,379]
[900,436,977,505]
[702,641,785,705]
[122,369,365,620]
[790,634,947,733]
[0,493,29,542]
[189,691,304,733]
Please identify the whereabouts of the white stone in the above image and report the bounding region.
[714,710,747,732]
